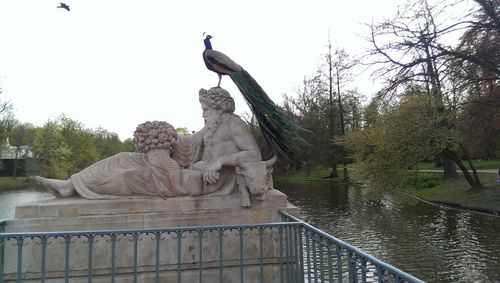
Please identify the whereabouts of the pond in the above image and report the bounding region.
[1,183,499,282]
[0,189,52,220]
[276,181,500,283]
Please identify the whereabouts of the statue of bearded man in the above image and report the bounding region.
[188,87,263,195]
[36,87,265,199]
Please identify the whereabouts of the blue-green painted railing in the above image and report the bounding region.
[279,211,424,283]
[0,211,424,283]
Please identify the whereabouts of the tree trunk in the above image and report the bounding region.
[12,151,19,180]
[305,164,312,177]
[336,66,349,182]
[442,147,486,190]
[330,163,339,178]
[442,154,458,179]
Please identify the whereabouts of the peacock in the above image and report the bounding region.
[202,34,306,163]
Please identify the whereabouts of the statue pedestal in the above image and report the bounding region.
[2,190,300,282]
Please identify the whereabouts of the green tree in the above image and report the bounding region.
[0,109,15,146]
[345,88,460,197]
[122,138,136,152]
[31,116,99,178]
[175,127,190,135]
[31,120,71,179]
[458,87,500,159]
[92,127,127,159]
[326,41,357,180]
[283,74,331,173]
[59,115,99,173]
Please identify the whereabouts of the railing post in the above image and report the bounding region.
[132,233,138,283]
[110,234,117,283]
[348,250,357,283]
[40,236,47,283]
[312,233,318,282]
[218,229,224,283]
[63,235,71,283]
[258,227,264,283]
[336,244,343,283]
[0,221,5,283]
[298,225,305,283]
[176,230,183,283]
[88,234,94,283]
[285,225,290,282]
[239,227,244,283]
[319,235,325,282]
[197,229,203,283]
[327,241,333,282]
[16,237,23,283]
[278,226,284,283]
[0,236,3,283]
[154,232,161,283]
[305,229,311,283]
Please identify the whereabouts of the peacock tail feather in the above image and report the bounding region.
[230,69,306,163]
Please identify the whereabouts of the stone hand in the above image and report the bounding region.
[203,160,223,184]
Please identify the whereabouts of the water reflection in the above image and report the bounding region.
[0,190,52,220]
[276,181,500,283]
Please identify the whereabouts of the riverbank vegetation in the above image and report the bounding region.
[0,176,31,192]
[413,172,500,214]
[417,159,500,170]
[0,115,136,179]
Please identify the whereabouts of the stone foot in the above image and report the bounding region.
[35,176,77,198]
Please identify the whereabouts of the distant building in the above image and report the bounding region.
[0,138,35,177]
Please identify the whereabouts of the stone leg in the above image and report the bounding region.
[35,176,77,198]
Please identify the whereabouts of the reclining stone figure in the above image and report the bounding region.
[36,87,277,207]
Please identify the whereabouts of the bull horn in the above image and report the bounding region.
[264,155,278,168]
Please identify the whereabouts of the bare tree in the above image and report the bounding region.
[366,0,489,189]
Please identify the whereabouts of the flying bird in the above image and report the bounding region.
[202,34,307,163]
[57,2,70,11]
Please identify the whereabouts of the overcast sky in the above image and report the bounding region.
[0,0,405,140]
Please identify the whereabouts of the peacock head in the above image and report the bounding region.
[203,33,213,49]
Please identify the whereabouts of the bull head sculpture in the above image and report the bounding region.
[235,155,277,200]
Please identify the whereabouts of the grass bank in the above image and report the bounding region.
[414,172,500,214]
[275,167,348,183]
[0,177,33,192]
[417,159,500,170]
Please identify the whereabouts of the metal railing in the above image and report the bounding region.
[279,211,424,283]
[0,212,424,283]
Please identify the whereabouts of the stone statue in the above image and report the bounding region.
[36,87,276,207]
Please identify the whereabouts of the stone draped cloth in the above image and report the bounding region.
[70,152,173,199]
[70,136,193,199]
[68,134,237,199]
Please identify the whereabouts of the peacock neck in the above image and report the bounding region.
[204,38,212,50]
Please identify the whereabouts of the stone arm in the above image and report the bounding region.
[203,117,262,184]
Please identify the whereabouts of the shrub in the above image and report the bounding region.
[403,173,440,189]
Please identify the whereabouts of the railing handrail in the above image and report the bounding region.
[0,220,302,238]
[279,210,425,283]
